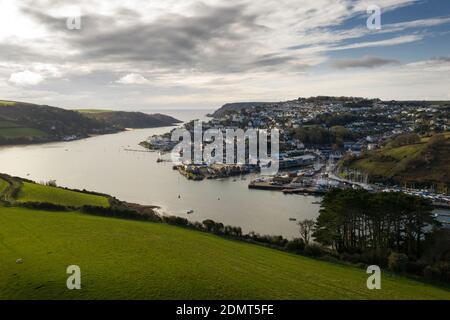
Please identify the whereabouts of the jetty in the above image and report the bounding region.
[248,181,286,191]
[124,148,153,153]
[282,188,326,196]
[248,181,326,195]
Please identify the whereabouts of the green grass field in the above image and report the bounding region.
[0,100,16,106]
[0,119,48,139]
[0,207,449,300]
[76,109,113,113]
[0,127,48,139]
[0,178,8,195]
[421,132,450,143]
[353,144,426,177]
[16,182,109,208]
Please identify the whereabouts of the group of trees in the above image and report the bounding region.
[202,219,243,237]
[312,113,359,127]
[388,133,421,147]
[312,189,438,259]
[293,125,355,147]
[302,189,450,282]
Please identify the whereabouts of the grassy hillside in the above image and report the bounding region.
[16,182,109,208]
[0,178,8,195]
[0,100,180,145]
[341,133,450,190]
[0,207,449,300]
[0,101,118,144]
[0,119,49,140]
[0,100,16,106]
[0,127,48,139]
[78,110,181,128]
[76,109,113,114]
[211,102,272,118]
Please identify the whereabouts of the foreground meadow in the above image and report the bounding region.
[1,207,449,300]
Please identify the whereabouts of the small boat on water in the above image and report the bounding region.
[187,210,194,215]
[289,218,297,221]
[312,201,321,205]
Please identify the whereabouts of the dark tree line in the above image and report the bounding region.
[293,125,355,146]
[313,189,438,259]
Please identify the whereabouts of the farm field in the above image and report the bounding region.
[16,182,109,208]
[0,118,48,139]
[0,207,449,300]
[0,127,48,139]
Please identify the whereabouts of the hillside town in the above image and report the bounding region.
[142,97,450,214]
[146,96,448,154]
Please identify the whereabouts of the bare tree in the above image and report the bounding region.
[298,219,315,244]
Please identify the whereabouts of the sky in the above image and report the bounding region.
[0,0,449,110]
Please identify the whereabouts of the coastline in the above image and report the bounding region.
[0,123,182,148]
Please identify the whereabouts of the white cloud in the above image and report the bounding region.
[0,0,449,106]
[116,73,150,85]
[33,63,63,78]
[331,34,424,51]
[8,70,44,86]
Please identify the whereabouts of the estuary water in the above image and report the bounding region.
[0,109,320,238]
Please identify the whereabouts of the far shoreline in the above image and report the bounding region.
[0,123,182,149]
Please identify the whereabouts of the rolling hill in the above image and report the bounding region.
[77,109,181,128]
[0,100,117,144]
[340,133,450,191]
[0,100,180,145]
[210,102,272,118]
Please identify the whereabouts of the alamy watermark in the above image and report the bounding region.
[66,16,81,30]
[66,265,81,290]
[65,6,82,30]
[171,121,280,176]
[367,5,382,30]
[367,265,381,290]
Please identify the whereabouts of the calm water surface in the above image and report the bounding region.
[0,109,320,238]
